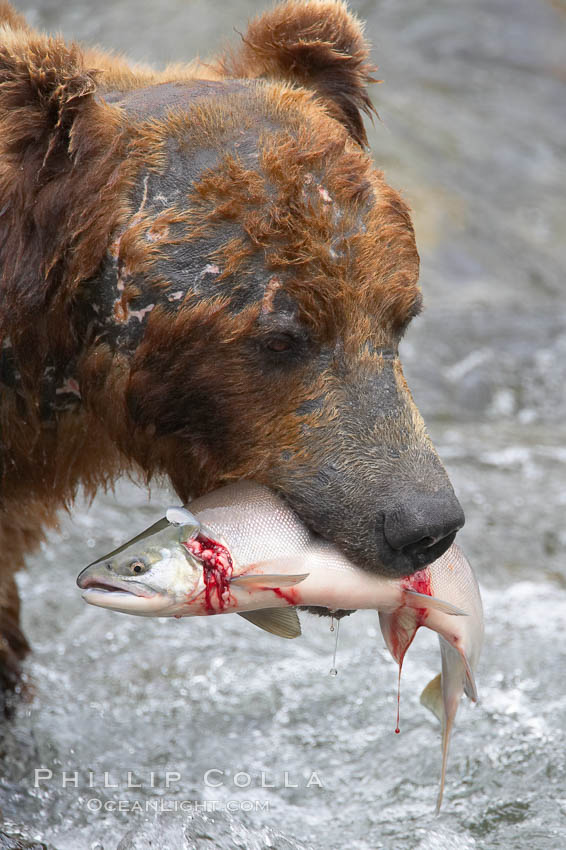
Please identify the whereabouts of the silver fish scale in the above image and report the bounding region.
[433,544,484,628]
[187,481,313,567]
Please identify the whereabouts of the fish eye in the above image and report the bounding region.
[129,559,147,575]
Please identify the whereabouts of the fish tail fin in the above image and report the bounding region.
[420,671,455,813]
[462,652,479,703]
[436,708,454,814]
[436,636,480,812]
[421,653,478,719]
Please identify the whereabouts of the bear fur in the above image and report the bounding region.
[0,0,463,708]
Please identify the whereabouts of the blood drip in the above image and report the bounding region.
[395,664,402,734]
[183,534,234,612]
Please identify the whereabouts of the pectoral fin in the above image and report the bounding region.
[231,573,309,588]
[404,590,467,616]
[238,607,302,639]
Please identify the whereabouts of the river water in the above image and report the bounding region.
[1,1,565,848]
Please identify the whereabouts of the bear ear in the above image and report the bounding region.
[0,27,119,322]
[216,0,378,147]
[0,26,98,174]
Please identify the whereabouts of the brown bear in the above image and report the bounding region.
[0,0,464,708]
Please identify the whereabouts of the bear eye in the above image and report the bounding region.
[129,560,146,575]
[264,334,294,353]
[255,325,311,368]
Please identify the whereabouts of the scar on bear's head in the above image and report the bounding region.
[0,0,417,354]
[130,106,420,347]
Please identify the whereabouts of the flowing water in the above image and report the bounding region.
[2,1,565,847]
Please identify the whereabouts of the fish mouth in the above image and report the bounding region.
[77,574,168,615]
[76,575,156,597]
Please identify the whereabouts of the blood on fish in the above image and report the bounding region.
[270,587,300,605]
[387,567,433,663]
[393,568,434,733]
[183,534,234,612]
[402,567,433,629]
[402,566,433,600]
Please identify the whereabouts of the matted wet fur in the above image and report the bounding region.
[0,0,464,710]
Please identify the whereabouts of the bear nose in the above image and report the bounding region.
[383,490,465,570]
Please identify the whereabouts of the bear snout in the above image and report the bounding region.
[379,488,465,575]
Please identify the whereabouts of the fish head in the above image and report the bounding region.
[76,509,204,616]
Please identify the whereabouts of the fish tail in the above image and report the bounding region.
[436,709,454,814]
[419,671,454,812]
[462,652,479,702]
